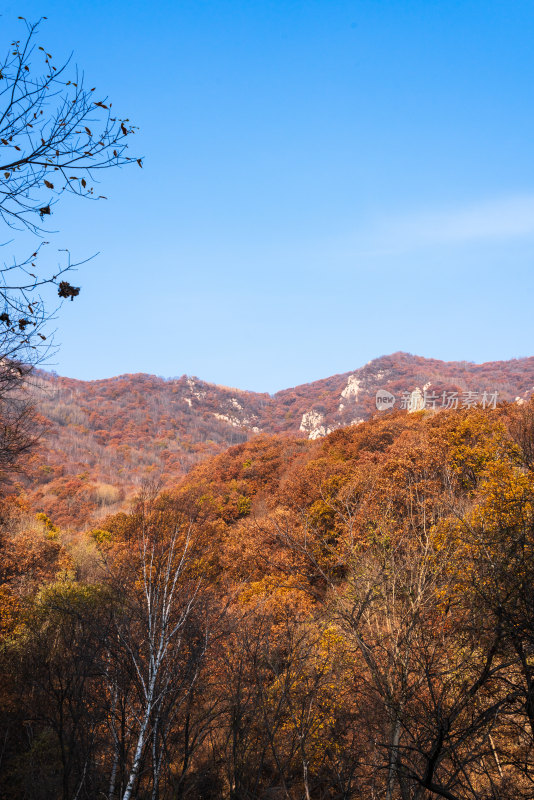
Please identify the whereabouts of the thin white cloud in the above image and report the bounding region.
[369,194,534,254]
[239,193,534,271]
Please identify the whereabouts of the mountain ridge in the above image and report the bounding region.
[24,351,534,527]
[43,350,533,396]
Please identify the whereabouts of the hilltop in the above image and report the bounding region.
[25,351,534,526]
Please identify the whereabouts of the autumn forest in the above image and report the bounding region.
[2,9,534,800]
[3,395,534,800]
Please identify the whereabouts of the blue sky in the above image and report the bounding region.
[3,0,534,392]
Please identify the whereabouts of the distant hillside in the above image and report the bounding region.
[25,352,534,526]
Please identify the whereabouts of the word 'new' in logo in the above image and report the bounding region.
[376,390,396,411]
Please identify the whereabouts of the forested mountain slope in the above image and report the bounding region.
[26,351,534,526]
[3,399,534,798]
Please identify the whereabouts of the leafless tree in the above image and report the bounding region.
[0,16,140,366]
[109,513,206,800]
